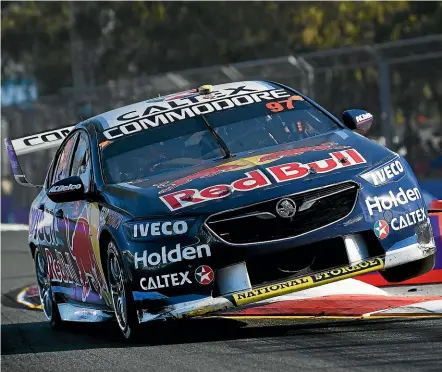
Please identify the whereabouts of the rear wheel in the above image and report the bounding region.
[380,254,436,283]
[34,247,63,330]
[106,240,141,340]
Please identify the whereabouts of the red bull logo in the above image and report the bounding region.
[45,248,79,284]
[160,149,366,211]
[44,206,108,302]
[64,213,108,302]
[156,142,348,194]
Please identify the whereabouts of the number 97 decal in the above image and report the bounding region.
[266,95,304,113]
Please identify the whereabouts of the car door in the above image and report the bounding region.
[42,132,79,302]
[54,131,108,305]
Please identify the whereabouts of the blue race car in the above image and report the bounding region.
[6,81,436,340]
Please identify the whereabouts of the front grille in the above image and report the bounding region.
[205,181,359,245]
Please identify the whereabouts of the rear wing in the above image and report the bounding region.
[4,126,75,188]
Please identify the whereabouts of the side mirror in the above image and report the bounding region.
[342,109,373,134]
[47,176,86,203]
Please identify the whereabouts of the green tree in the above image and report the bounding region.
[3,1,442,95]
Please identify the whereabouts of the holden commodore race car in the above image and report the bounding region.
[6,81,436,340]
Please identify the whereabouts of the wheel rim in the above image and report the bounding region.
[35,251,53,320]
[108,243,128,331]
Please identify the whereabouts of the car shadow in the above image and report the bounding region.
[3,315,439,355]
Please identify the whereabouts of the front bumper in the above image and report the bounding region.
[53,235,436,324]
[136,255,385,323]
[384,235,436,269]
[135,232,436,324]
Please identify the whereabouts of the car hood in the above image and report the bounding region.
[102,129,394,218]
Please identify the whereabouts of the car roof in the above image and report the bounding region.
[88,80,281,131]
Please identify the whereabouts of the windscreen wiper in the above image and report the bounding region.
[201,115,235,159]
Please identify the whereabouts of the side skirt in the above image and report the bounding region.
[57,303,114,322]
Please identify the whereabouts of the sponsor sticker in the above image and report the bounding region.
[17,127,74,148]
[374,220,389,239]
[161,149,366,211]
[160,170,271,211]
[361,158,405,186]
[364,187,422,216]
[233,257,384,306]
[49,184,81,193]
[140,271,192,290]
[103,87,292,140]
[134,243,211,269]
[266,149,366,183]
[155,142,348,194]
[39,205,109,303]
[132,220,188,238]
[390,208,427,231]
[45,248,79,284]
[355,113,373,124]
[139,265,215,291]
[194,265,214,285]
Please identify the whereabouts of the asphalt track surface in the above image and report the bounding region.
[2,231,442,372]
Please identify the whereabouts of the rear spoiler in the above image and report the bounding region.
[4,126,75,188]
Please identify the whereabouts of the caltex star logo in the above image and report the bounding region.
[374,220,389,239]
[194,265,214,285]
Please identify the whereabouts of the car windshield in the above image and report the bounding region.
[101,95,340,184]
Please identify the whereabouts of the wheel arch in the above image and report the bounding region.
[99,228,113,278]
[29,242,37,259]
[98,227,130,278]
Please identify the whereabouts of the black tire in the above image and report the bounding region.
[34,247,64,330]
[106,240,141,341]
[380,253,436,283]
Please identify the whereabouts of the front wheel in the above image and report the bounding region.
[106,240,141,340]
[34,247,63,330]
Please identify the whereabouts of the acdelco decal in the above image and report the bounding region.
[49,183,81,193]
[233,257,384,306]
[160,149,366,211]
[103,88,292,140]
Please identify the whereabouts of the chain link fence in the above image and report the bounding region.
[2,35,442,222]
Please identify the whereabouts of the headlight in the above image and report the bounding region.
[124,218,195,241]
[360,156,405,186]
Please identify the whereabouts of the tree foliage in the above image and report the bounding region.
[2,1,442,95]
[1,1,441,218]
